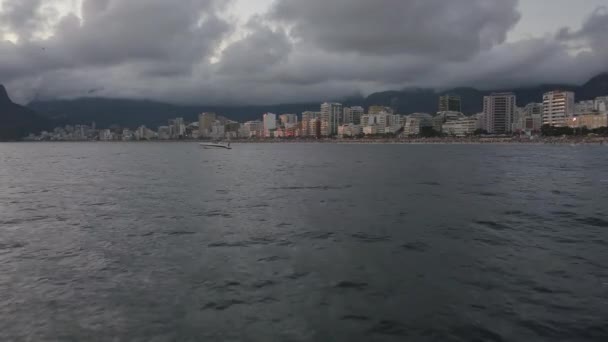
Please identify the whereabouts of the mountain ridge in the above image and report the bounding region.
[26,72,608,130]
[0,85,52,141]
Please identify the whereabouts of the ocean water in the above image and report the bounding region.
[1,142,607,341]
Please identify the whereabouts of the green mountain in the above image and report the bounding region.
[26,73,608,129]
[0,85,52,141]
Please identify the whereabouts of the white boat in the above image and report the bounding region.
[200,142,232,150]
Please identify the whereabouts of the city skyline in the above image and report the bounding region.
[26,89,608,142]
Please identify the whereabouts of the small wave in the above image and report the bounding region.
[86,202,114,207]
[256,296,278,303]
[199,210,232,218]
[550,211,578,219]
[1,216,49,225]
[575,217,608,227]
[334,281,368,290]
[479,192,500,197]
[201,299,246,311]
[474,237,509,247]
[401,241,429,252]
[449,325,504,342]
[208,241,249,248]
[241,204,270,209]
[166,231,196,236]
[258,256,288,263]
[252,280,276,289]
[285,272,309,280]
[0,242,26,250]
[341,315,371,321]
[297,231,335,240]
[351,233,390,243]
[367,320,410,337]
[474,220,511,231]
[419,181,441,186]
[269,185,352,191]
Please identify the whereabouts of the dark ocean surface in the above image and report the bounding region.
[1,143,607,341]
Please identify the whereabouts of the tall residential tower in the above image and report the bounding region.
[483,93,516,134]
[439,95,462,113]
[543,91,575,127]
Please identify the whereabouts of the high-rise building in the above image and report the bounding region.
[594,96,608,113]
[198,112,217,138]
[542,91,575,127]
[301,111,320,137]
[168,118,185,139]
[483,92,516,134]
[343,106,364,125]
[439,95,462,112]
[263,113,277,137]
[513,103,543,133]
[320,103,343,136]
[279,114,298,128]
[243,120,263,138]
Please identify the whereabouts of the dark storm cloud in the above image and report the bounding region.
[217,19,292,76]
[270,0,521,60]
[0,0,232,81]
[557,6,608,56]
[1,0,608,105]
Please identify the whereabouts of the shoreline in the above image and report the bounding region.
[9,137,608,145]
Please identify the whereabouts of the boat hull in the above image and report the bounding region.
[200,143,232,150]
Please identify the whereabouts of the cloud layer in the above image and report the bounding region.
[1,0,607,104]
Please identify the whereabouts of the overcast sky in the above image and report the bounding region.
[1,0,607,104]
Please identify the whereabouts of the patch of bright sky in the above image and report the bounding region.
[508,0,606,42]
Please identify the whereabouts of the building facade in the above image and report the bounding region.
[263,113,277,137]
[320,103,343,136]
[483,92,516,134]
[198,112,217,138]
[571,113,608,129]
[279,114,298,128]
[301,111,320,137]
[439,95,462,112]
[343,106,365,125]
[542,91,575,127]
[442,117,478,137]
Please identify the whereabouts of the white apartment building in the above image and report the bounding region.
[433,111,465,132]
[594,96,608,113]
[320,103,343,136]
[243,120,264,138]
[442,117,478,137]
[362,125,378,135]
[543,91,575,127]
[279,114,298,128]
[263,113,277,137]
[338,124,362,137]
